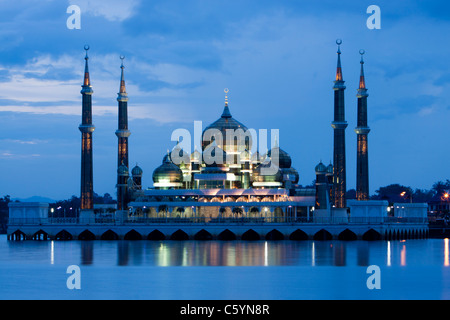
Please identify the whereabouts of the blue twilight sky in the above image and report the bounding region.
[0,0,450,200]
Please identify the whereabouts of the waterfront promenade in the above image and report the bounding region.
[7,216,428,241]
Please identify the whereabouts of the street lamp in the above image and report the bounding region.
[400,191,412,203]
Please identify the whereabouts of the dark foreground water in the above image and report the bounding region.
[1,234,450,299]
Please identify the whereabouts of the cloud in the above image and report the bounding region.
[0,52,216,123]
[0,151,40,159]
[68,0,140,22]
[0,103,194,124]
[1,139,48,145]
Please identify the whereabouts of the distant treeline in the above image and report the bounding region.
[346,180,450,205]
[48,193,116,218]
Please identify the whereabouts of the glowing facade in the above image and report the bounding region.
[128,93,312,221]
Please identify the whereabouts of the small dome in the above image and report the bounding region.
[131,164,143,176]
[152,154,183,183]
[326,163,333,174]
[315,162,327,173]
[267,146,292,169]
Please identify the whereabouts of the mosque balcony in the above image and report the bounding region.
[331,121,348,130]
[357,88,369,98]
[354,126,371,135]
[115,129,131,138]
[117,93,129,102]
[78,124,95,133]
[80,86,93,94]
[333,80,346,90]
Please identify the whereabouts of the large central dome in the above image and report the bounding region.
[202,103,251,154]
[151,91,300,190]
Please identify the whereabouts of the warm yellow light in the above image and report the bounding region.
[400,191,406,197]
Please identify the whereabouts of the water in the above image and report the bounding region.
[1,234,450,300]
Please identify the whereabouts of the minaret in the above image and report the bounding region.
[116,56,130,168]
[355,50,370,200]
[116,56,131,213]
[79,45,95,213]
[331,39,348,208]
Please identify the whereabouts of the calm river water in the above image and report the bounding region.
[1,234,449,299]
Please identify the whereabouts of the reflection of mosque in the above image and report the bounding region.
[78,241,375,267]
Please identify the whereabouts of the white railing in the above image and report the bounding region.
[7,216,429,226]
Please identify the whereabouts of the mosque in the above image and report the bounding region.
[7,41,429,241]
[80,40,372,224]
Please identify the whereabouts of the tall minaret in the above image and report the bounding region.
[355,50,370,200]
[331,39,348,208]
[116,56,131,212]
[79,45,95,213]
[116,55,130,168]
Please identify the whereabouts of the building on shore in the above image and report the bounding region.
[7,40,429,241]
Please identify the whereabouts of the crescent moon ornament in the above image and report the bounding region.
[120,55,125,60]
[336,39,342,45]
[359,49,365,55]
[84,45,90,51]
[224,88,229,106]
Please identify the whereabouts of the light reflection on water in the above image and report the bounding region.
[1,235,450,268]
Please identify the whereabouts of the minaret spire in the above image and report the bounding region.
[119,55,127,95]
[355,49,370,201]
[83,46,91,87]
[335,39,343,81]
[79,45,95,214]
[331,39,348,209]
[221,88,232,118]
[359,50,366,90]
